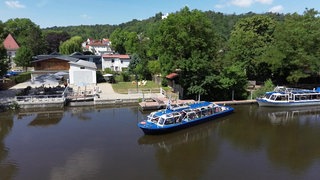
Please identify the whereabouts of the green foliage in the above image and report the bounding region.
[120,71,130,82]
[253,79,275,98]
[153,7,222,99]
[263,9,320,84]
[14,46,33,70]
[11,71,31,83]
[147,60,161,76]
[0,45,9,77]
[109,28,127,54]
[43,30,70,53]
[4,18,46,55]
[226,14,277,81]
[59,36,83,54]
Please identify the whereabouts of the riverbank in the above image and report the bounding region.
[0,82,257,110]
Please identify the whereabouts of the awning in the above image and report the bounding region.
[166,73,178,79]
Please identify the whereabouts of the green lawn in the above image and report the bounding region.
[111,81,164,94]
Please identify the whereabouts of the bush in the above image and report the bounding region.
[253,79,275,98]
[13,72,31,83]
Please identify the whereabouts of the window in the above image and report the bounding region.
[121,60,123,64]
[80,67,85,69]
[111,59,114,63]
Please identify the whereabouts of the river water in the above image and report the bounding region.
[0,104,320,180]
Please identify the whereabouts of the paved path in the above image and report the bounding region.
[95,82,164,100]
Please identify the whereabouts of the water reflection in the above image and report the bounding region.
[0,105,320,179]
[261,106,320,126]
[222,105,320,173]
[0,111,17,180]
[139,119,224,179]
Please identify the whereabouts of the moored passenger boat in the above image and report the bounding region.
[256,86,320,107]
[137,101,234,135]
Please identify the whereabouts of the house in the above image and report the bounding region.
[101,54,131,72]
[70,52,102,69]
[31,54,79,80]
[82,38,113,55]
[69,60,97,86]
[3,33,20,69]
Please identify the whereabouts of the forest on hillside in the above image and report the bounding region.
[1,7,320,101]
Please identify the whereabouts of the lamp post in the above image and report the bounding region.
[135,73,138,93]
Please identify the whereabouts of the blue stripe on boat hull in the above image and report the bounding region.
[256,99,320,107]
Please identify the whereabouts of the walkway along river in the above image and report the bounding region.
[0,104,320,179]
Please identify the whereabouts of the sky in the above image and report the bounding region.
[0,0,319,28]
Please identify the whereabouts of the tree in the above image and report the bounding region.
[0,22,9,77]
[263,9,320,84]
[225,15,277,81]
[4,18,46,55]
[0,45,9,77]
[14,46,33,71]
[152,7,221,99]
[59,36,83,54]
[128,53,150,80]
[109,28,127,54]
[43,30,70,53]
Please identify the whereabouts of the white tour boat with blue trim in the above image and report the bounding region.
[137,101,234,135]
[256,86,320,107]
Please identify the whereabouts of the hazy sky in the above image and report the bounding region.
[0,0,319,28]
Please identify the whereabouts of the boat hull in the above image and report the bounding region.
[256,98,320,107]
[138,107,234,135]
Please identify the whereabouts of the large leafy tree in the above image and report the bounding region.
[263,9,320,84]
[43,30,70,53]
[59,36,83,54]
[0,45,9,77]
[4,18,46,55]
[153,7,223,100]
[0,21,9,77]
[109,28,127,54]
[14,46,33,71]
[226,15,277,81]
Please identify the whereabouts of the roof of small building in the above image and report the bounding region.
[32,55,79,63]
[69,60,97,69]
[102,54,130,59]
[3,34,19,50]
[166,73,179,79]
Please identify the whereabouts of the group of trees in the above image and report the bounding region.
[1,7,320,101]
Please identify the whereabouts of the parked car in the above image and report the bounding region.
[4,70,22,78]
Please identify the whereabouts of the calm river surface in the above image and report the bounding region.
[1,104,320,180]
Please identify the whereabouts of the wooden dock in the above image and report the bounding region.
[214,99,257,105]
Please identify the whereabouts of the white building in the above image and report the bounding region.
[69,60,97,86]
[101,54,131,72]
[82,38,113,55]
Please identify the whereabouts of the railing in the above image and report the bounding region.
[128,88,163,94]
[15,94,65,103]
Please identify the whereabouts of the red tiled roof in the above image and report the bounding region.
[3,34,19,50]
[166,73,178,79]
[102,54,130,59]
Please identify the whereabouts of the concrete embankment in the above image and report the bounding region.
[0,82,257,109]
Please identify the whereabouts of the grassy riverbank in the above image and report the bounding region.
[111,81,167,94]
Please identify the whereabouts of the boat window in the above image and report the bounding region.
[270,95,277,100]
[158,117,165,125]
[164,118,174,125]
[188,112,197,120]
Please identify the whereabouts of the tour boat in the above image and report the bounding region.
[256,86,320,107]
[137,101,234,135]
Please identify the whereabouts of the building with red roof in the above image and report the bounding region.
[101,54,131,72]
[3,33,20,57]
